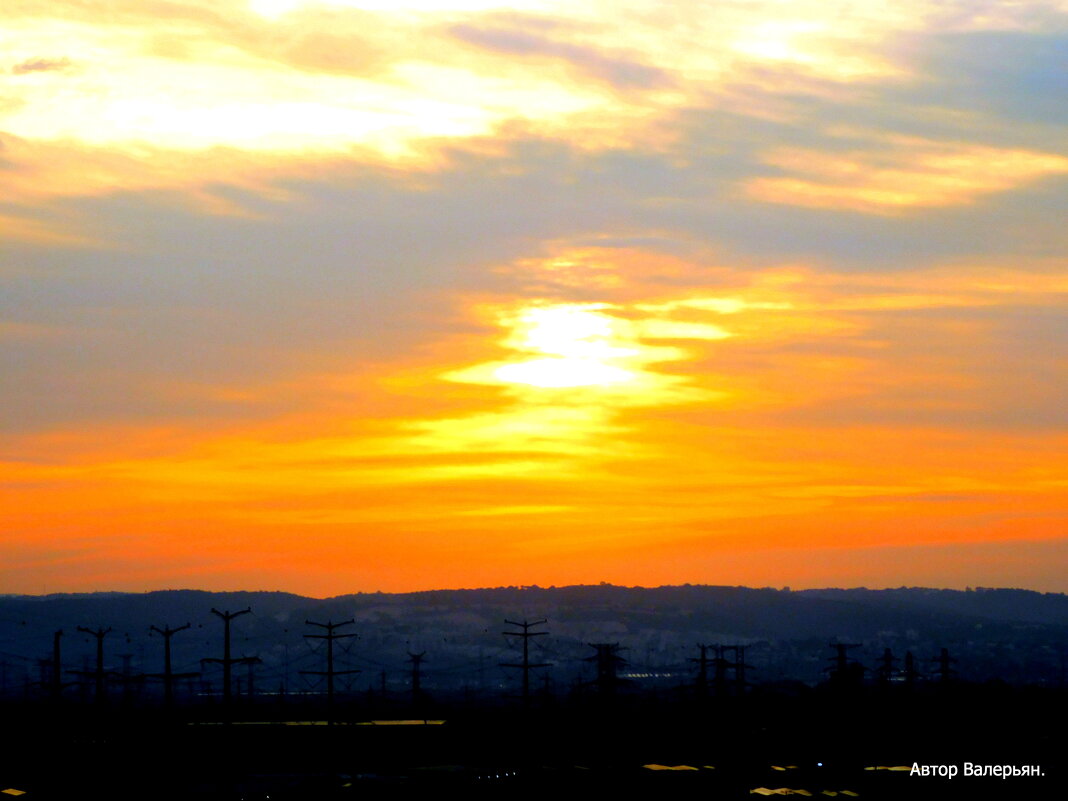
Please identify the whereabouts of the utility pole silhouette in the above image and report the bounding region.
[586,643,627,699]
[726,645,753,695]
[903,651,921,688]
[300,619,359,724]
[116,653,144,705]
[407,651,426,709]
[826,642,864,691]
[713,645,730,697]
[874,648,898,685]
[202,608,259,713]
[500,619,550,708]
[47,630,78,702]
[146,623,197,709]
[930,647,957,684]
[691,644,712,700]
[50,630,63,700]
[73,626,112,704]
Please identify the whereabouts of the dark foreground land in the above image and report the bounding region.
[2,685,1062,800]
[3,586,1065,797]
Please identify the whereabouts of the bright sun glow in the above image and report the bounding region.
[248,0,301,17]
[248,0,554,18]
[493,304,640,388]
[494,358,635,388]
[442,296,721,399]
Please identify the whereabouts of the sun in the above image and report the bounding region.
[491,304,640,389]
[441,298,709,405]
[493,358,635,388]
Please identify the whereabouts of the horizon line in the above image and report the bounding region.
[4,582,1062,602]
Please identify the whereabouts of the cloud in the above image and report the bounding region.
[746,136,1068,213]
[11,56,73,74]
[450,23,672,91]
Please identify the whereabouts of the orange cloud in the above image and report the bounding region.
[747,137,1068,212]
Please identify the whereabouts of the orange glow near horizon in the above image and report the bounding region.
[6,246,1068,594]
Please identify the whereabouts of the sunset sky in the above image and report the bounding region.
[3,0,1068,595]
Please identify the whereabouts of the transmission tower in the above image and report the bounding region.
[202,608,260,711]
[691,643,712,700]
[712,644,731,697]
[72,626,112,704]
[585,642,627,699]
[115,652,145,705]
[300,619,359,724]
[825,642,865,690]
[726,644,754,695]
[930,647,958,684]
[407,651,427,709]
[147,623,198,708]
[45,630,79,702]
[874,648,898,685]
[500,619,551,708]
[903,650,922,688]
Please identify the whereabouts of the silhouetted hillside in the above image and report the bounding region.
[2,584,1065,690]
[798,586,1068,625]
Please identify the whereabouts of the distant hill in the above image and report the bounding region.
[4,584,1067,636]
[797,586,1068,625]
[1,585,1065,687]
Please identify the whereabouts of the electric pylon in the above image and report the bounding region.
[500,619,551,708]
[202,607,260,713]
[300,618,359,724]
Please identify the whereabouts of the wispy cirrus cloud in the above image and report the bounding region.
[747,134,1068,213]
[449,22,673,91]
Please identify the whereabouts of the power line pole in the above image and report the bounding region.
[147,623,197,709]
[300,619,359,724]
[930,647,957,684]
[50,630,72,701]
[713,644,730,697]
[826,642,864,691]
[202,608,259,713]
[729,644,753,695]
[874,648,898,686]
[407,651,426,709]
[116,653,142,705]
[902,650,921,688]
[500,619,550,708]
[691,643,712,701]
[245,659,256,701]
[586,642,627,700]
[74,626,112,704]
[50,630,63,700]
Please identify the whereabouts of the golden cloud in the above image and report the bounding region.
[747,138,1068,212]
